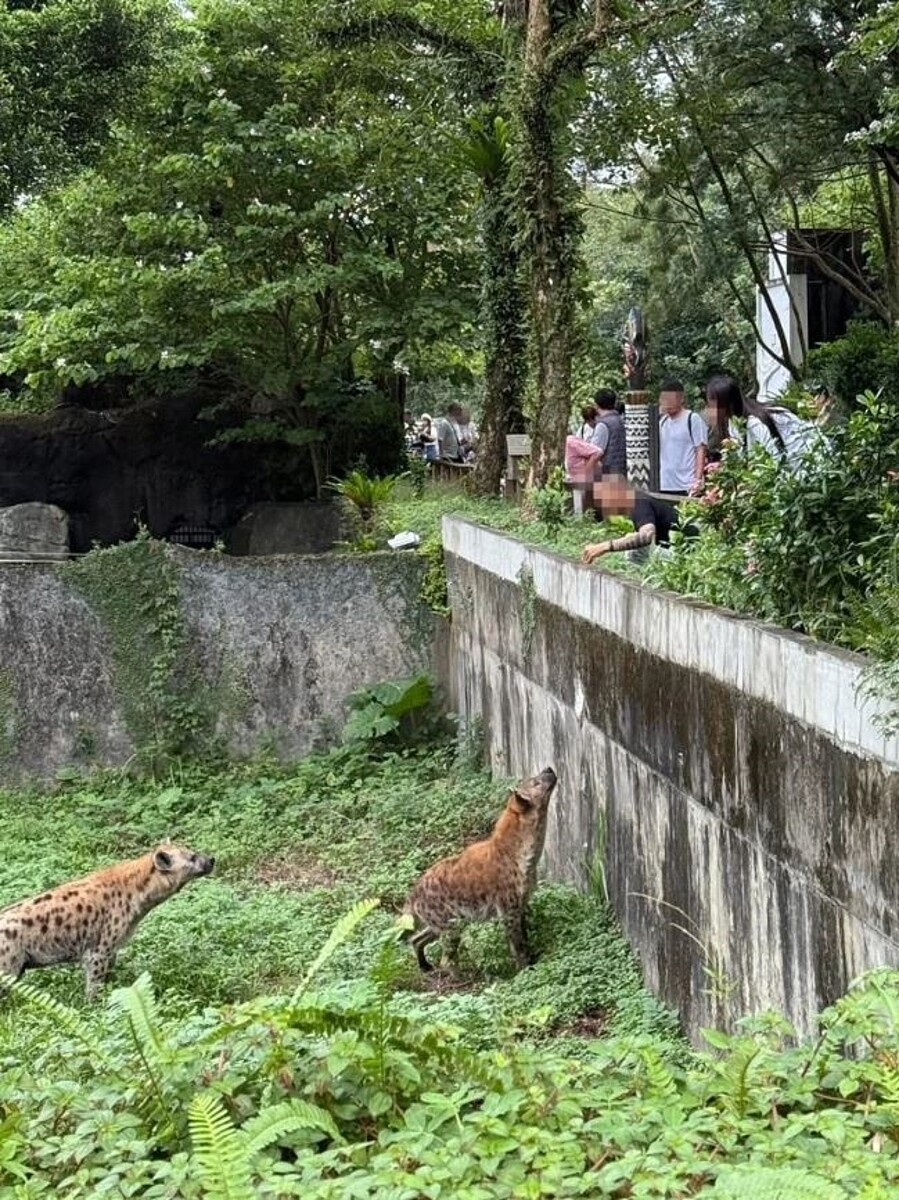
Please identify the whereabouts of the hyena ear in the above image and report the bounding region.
[153,849,174,873]
[509,788,533,812]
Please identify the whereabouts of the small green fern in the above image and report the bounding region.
[110,974,177,1136]
[188,1092,343,1199]
[188,1092,255,1200]
[289,897,380,1004]
[3,972,113,1069]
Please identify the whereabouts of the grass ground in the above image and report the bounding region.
[383,477,644,571]
[0,744,677,1045]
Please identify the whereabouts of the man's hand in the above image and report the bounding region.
[582,542,610,564]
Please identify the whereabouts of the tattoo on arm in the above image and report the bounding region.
[611,524,656,551]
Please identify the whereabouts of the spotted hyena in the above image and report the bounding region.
[404,767,557,972]
[0,844,215,999]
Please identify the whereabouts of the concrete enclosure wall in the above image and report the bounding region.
[443,517,899,1041]
[0,547,435,780]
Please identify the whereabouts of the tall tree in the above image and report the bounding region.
[625,0,899,379]
[0,0,177,210]
[0,0,481,488]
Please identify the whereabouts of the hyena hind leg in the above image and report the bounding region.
[503,909,532,972]
[410,927,439,973]
[439,926,463,971]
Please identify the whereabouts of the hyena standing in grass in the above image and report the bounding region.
[0,844,215,999]
[404,767,557,973]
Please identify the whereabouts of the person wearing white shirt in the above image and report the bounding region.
[658,379,707,494]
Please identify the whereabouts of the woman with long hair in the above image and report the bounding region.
[705,375,818,470]
[705,375,745,464]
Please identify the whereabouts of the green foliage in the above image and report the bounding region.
[806,321,899,411]
[528,464,570,532]
[330,469,399,548]
[5,941,899,1195]
[341,675,435,747]
[646,394,899,726]
[0,0,178,212]
[4,740,899,1196]
[419,533,450,615]
[64,530,215,771]
[0,0,480,501]
[404,451,429,499]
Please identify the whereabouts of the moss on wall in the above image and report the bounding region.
[64,532,215,770]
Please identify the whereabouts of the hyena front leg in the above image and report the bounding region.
[83,947,115,1001]
[502,908,532,971]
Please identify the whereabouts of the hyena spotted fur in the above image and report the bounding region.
[404,767,557,972]
[0,844,214,999]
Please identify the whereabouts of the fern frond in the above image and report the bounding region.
[188,1092,254,1200]
[636,1041,678,1100]
[109,973,178,1134]
[3,972,112,1068]
[110,973,169,1063]
[728,1045,762,1118]
[711,1164,844,1198]
[285,1001,501,1090]
[241,1098,342,1157]
[289,898,380,1003]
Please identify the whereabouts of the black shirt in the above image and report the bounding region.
[594,492,679,545]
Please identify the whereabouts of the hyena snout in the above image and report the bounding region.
[194,854,215,876]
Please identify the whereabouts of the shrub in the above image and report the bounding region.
[806,320,899,410]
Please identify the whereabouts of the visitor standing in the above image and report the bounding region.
[590,388,627,477]
[457,406,478,461]
[435,404,465,463]
[577,404,598,442]
[658,379,707,494]
[744,395,819,470]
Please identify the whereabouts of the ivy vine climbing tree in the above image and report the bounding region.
[324,0,695,489]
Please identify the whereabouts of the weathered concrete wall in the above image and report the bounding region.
[443,517,899,1041]
[0,548,435,780]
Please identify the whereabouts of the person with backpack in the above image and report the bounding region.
[658,379,707,494]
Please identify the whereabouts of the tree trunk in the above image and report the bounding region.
[519,0,580,486]
[473,177,528,496]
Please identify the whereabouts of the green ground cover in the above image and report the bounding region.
[2,744,899,1197]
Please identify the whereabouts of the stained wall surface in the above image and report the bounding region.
[0,548,435,779]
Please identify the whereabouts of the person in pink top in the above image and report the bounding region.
[565,432,601,515]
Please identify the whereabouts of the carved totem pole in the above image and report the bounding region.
[622,307,659,489]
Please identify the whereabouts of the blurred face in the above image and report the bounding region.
[659,389,684,415]
[460,407,471,424]
[706,397,722,426]
[592,476,634,515]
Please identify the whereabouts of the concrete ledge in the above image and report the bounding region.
[443,516,899,767]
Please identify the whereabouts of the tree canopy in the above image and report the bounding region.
[3,0,899,492]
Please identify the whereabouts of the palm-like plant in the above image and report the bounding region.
[329,469,399,545]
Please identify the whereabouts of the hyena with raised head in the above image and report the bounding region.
[0,844,215,999]
[404,767,557,972]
